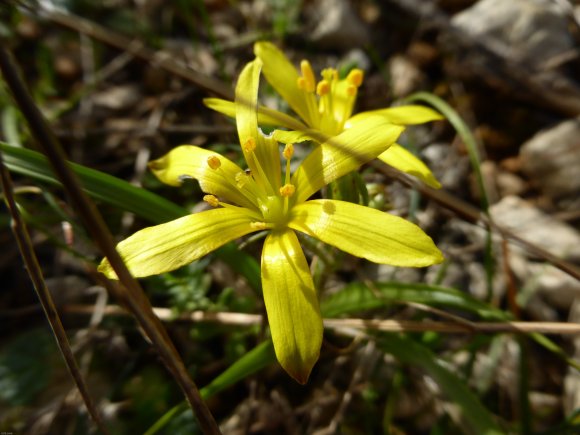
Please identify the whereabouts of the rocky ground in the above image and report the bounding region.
[1,0,579,433]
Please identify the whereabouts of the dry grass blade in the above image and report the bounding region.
[64,305,580,335]
[0,47,221,435]
[0,154,110,434]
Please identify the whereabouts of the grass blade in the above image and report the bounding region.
[321,281,508,320]
[379,334,504,434]
[0,142,185,224]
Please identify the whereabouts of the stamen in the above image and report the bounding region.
[316,80,330,96]
[279,184,296,197]
[300,60,316,92]
[203,195,220,207]
[245,144,276,197]
[347,69,364,87]
[283,143,294,160]
[207,155,221,170]
[283,143,293,185]
[346,84,357,97]
[243,137,256,153]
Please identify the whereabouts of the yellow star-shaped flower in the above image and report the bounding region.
[206,41,443,188]
[99,59,443,383]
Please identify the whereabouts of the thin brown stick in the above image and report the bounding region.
[64,304,580,335]
[0,47,221,434]
[0,155,110,434]
[375,163,580,281]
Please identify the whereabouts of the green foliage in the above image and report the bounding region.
[379,334,504,434]
[321,281,509,320]
[0,328,55,406]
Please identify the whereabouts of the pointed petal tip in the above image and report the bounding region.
[97,260,116,280]
[289,370,311,385]
[280,354,318,385]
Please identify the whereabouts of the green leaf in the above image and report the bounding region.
[1,142,185,224]
[0,329,55,406]
[200,340,275,399]
[321,281,508,320]
[379,334,504,434]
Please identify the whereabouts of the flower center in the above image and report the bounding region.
[203,142,296,230]
[296,62,365,135]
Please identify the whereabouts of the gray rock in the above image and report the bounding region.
[526,263,580,311]
[305,0,370,49]
[520,119,580,201]
[388,55,425,98]
[451,0,573,69]
[422,143,470,192]
[490,196,580,261]
[92,84,141,111]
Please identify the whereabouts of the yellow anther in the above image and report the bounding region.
[243,137,256,153]
[347,68,364,87]
[203,195,220,207]
[316,80,330,96]
[207,155,221,170]
[300,60,316,92]
[250,221,267,230]
[297,77,307,90]
[279,183,296,197]
[346,84,357,97]
[283,143,294,160]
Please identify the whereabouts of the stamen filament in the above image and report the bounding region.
[207,156,259,209]
[203,194,263,221]
[245,140,276,197]
[283,143,294,186]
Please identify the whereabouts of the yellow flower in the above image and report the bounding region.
[99,59,443,383]
[205,41,443,188]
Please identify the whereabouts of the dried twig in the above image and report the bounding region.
[376,163,580,281]
[64,304,580,335]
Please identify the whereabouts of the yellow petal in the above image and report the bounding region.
[261,230,323,384]
[236,60,281,187]
[379,144,441,189]
[98,208,258,279]
[271,129,322,144]
[292,117,404,203]
[148,145,258,210]
[203,97,236,118]
[348,105,443,126]
[254,41,314,125]
[204,97,308,132]
[289,199,444,267]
